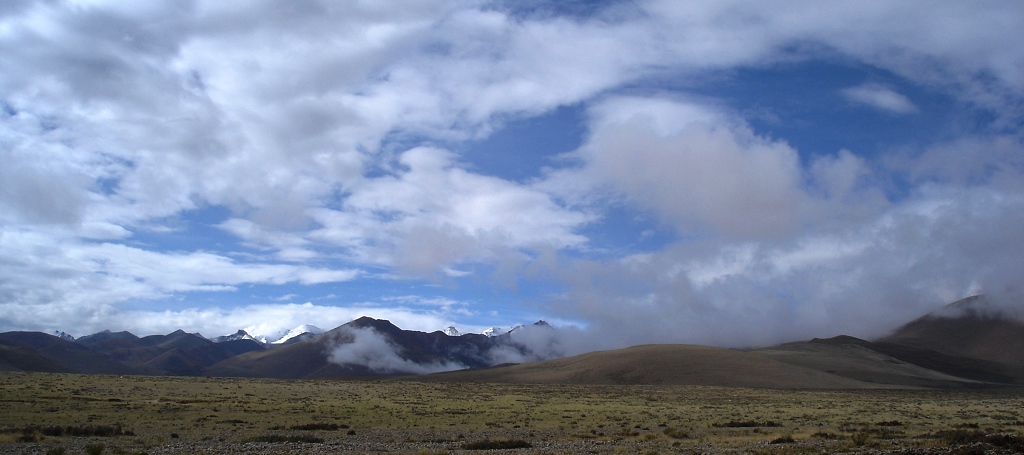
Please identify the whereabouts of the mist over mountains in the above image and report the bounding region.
[1,296,1021,389]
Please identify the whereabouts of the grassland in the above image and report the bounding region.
[1,372,1022,454]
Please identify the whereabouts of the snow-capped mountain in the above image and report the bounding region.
[483,326,509,337]
[213,329,262,344]
[51,330,75,341]
[484,321,548,337]
[442,326,461,336]
[270,324,323,344]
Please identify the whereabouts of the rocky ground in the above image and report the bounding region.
[5,427,1024,455]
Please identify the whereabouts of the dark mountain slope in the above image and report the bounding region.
[84,330,212,365]
[74,330,141,351]
[0,338,73,372]
[345,317,497,367]
[754,336,1018,388]
[879,295,1024,367]
[204,333,377,378]
[206,317,500,379]
[0,332,140,375]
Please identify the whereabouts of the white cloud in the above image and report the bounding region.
[310,146,594,274]
[842,83,919,114]
[0,297,474,340]
[574,97,810,239]
[328,326,467,374]
[533,182,1024,348]
[0,231,362,334]
[1,0,1024,349]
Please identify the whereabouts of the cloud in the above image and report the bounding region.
[0,232,362,334]
[523,92,1024,349]
[0,297,473,341]
[328,326,467,374]
[575,97,809,239]
[886,135,1024,187]
[842,83,919,114]
[2,0,1024,351]
[531,183,1024,349]
[310,146,594,274]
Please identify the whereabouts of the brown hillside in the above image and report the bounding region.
[0,338,73,373]
[205,337,338,378]
[753,336,1001,388]
[880,295,1024,367]
[419,344,878,388]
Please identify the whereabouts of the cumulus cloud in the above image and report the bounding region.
[1,0,1023,352]
[328,326,467,374]
[576,97,809,239]
[308,146,593,274]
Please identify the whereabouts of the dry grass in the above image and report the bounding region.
[0,372,1021,454]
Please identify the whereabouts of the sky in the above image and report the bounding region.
[1,0,1023,352]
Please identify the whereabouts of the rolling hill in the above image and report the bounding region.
[417,344,878,388]
[752,335,1022,388]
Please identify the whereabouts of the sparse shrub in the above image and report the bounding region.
[769,435,795,444]
[85,443,105,455]
[248,434,324,443]
[712,420,780,428]
[461,439,532,450]
[16,429,41,443]
[933,429,1024,450]
[662,427,689,439]
[290,423,342,431]
[21,424,134,438]
[875,420,903,427]
[16,435,40,443]
[45,447,66,455]
[850,430,871,446]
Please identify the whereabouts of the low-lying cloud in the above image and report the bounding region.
[328,327,468,375]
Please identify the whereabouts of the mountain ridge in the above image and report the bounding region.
[2,295,1022,388]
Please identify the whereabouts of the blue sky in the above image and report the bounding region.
[2,1,1023,351]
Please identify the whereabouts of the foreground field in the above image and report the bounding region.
[1,372,1023,454]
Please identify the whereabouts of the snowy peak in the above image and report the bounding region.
[484,321,551,337]
[51,330,75,341]
[442,326,461,336]
[484,326,516,337]
[271,324,324,344]
[213,329,262,344]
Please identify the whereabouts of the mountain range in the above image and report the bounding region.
[1,295,1021,389]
